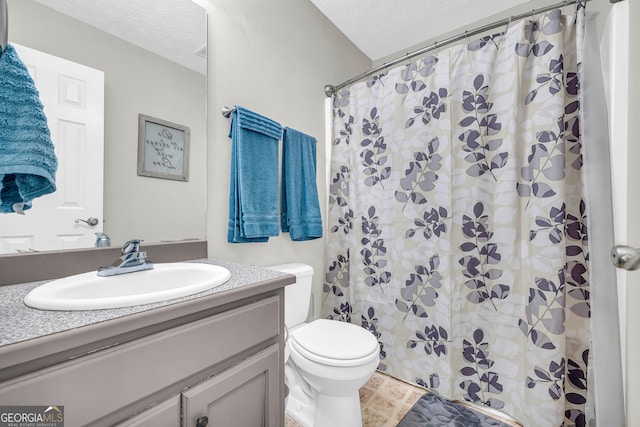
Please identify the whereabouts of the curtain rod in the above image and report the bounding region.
[324,0,594,97]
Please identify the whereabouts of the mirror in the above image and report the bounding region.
[1,0,207,253]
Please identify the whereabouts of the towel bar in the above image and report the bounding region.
[221,106,287,133]
[0,0,8,54]
[221,106,235,118]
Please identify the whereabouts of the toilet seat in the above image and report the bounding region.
[290,319,379,367]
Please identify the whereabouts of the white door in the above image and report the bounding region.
[0,44,104,253]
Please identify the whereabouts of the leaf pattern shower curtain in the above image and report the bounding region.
[324,8,600,426]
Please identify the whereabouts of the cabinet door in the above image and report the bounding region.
[182,344,281,427]
[114,395,180,427]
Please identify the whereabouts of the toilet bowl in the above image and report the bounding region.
[266,263,380,427]
[288,319,380,427]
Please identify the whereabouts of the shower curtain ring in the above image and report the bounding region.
[504,15,513,35]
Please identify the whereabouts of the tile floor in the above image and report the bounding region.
[358,371,427,426]
[285,370,522,427]
[285,371,424,427]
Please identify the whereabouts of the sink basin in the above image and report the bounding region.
[24,263,232,311]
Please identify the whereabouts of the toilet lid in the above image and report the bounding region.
[290,319,379,361]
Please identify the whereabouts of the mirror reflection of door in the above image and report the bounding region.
[0,43,104,253]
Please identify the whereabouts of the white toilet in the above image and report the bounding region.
[266,263,380,427]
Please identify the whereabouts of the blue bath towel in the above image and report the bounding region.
[0,44,57,214]
[281,127,322,241]
[228,106,282,243]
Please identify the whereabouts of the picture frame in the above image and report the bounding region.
[137,114,190,181]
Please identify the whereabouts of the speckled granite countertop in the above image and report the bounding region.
[0,259,288,348]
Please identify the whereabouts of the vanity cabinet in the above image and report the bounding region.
[181,344,280,427]
[0,290,285,427]
[116,396,180,427]
[117,345,280,427]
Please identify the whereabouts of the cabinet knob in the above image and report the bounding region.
[195,416,209,427]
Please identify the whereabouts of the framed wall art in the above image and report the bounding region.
[137,114,190,181]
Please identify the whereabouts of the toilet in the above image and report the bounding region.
[266,263,380,427]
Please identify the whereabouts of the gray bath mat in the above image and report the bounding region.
[396,392,514,427]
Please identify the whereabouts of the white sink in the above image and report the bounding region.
[23,263,232,311]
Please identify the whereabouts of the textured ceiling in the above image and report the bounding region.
[32,0,206,75]
[309,0,530,61]
[31,0,532,74]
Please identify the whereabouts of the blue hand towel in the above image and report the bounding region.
[228,106,282,243]
[281,127,322,241]
[0,44,57,214]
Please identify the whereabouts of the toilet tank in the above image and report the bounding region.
[265,263,314,328]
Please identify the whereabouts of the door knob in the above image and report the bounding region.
[612,245,640,270]
[195,416,209,427]
[75,217,99,226]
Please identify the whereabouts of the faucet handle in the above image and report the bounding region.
[121,239,143,255]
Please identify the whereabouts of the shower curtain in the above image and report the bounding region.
[324,6,623,426]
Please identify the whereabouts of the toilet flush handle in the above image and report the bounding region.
[195,416,208,427]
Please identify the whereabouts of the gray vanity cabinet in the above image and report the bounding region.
[115,396,181,427]
[118,345,280,427]
[0,289,285,427]
[181,344,280,427]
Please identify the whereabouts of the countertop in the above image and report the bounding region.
[0,259,287,347]
[0,258,293,380]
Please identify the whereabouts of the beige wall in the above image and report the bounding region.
[8,0,207,246]
[201,0,370,319]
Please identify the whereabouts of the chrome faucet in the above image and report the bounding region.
[97,239,154,276]
[95,232,111,247]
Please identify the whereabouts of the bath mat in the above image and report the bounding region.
[396,392,514,427]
